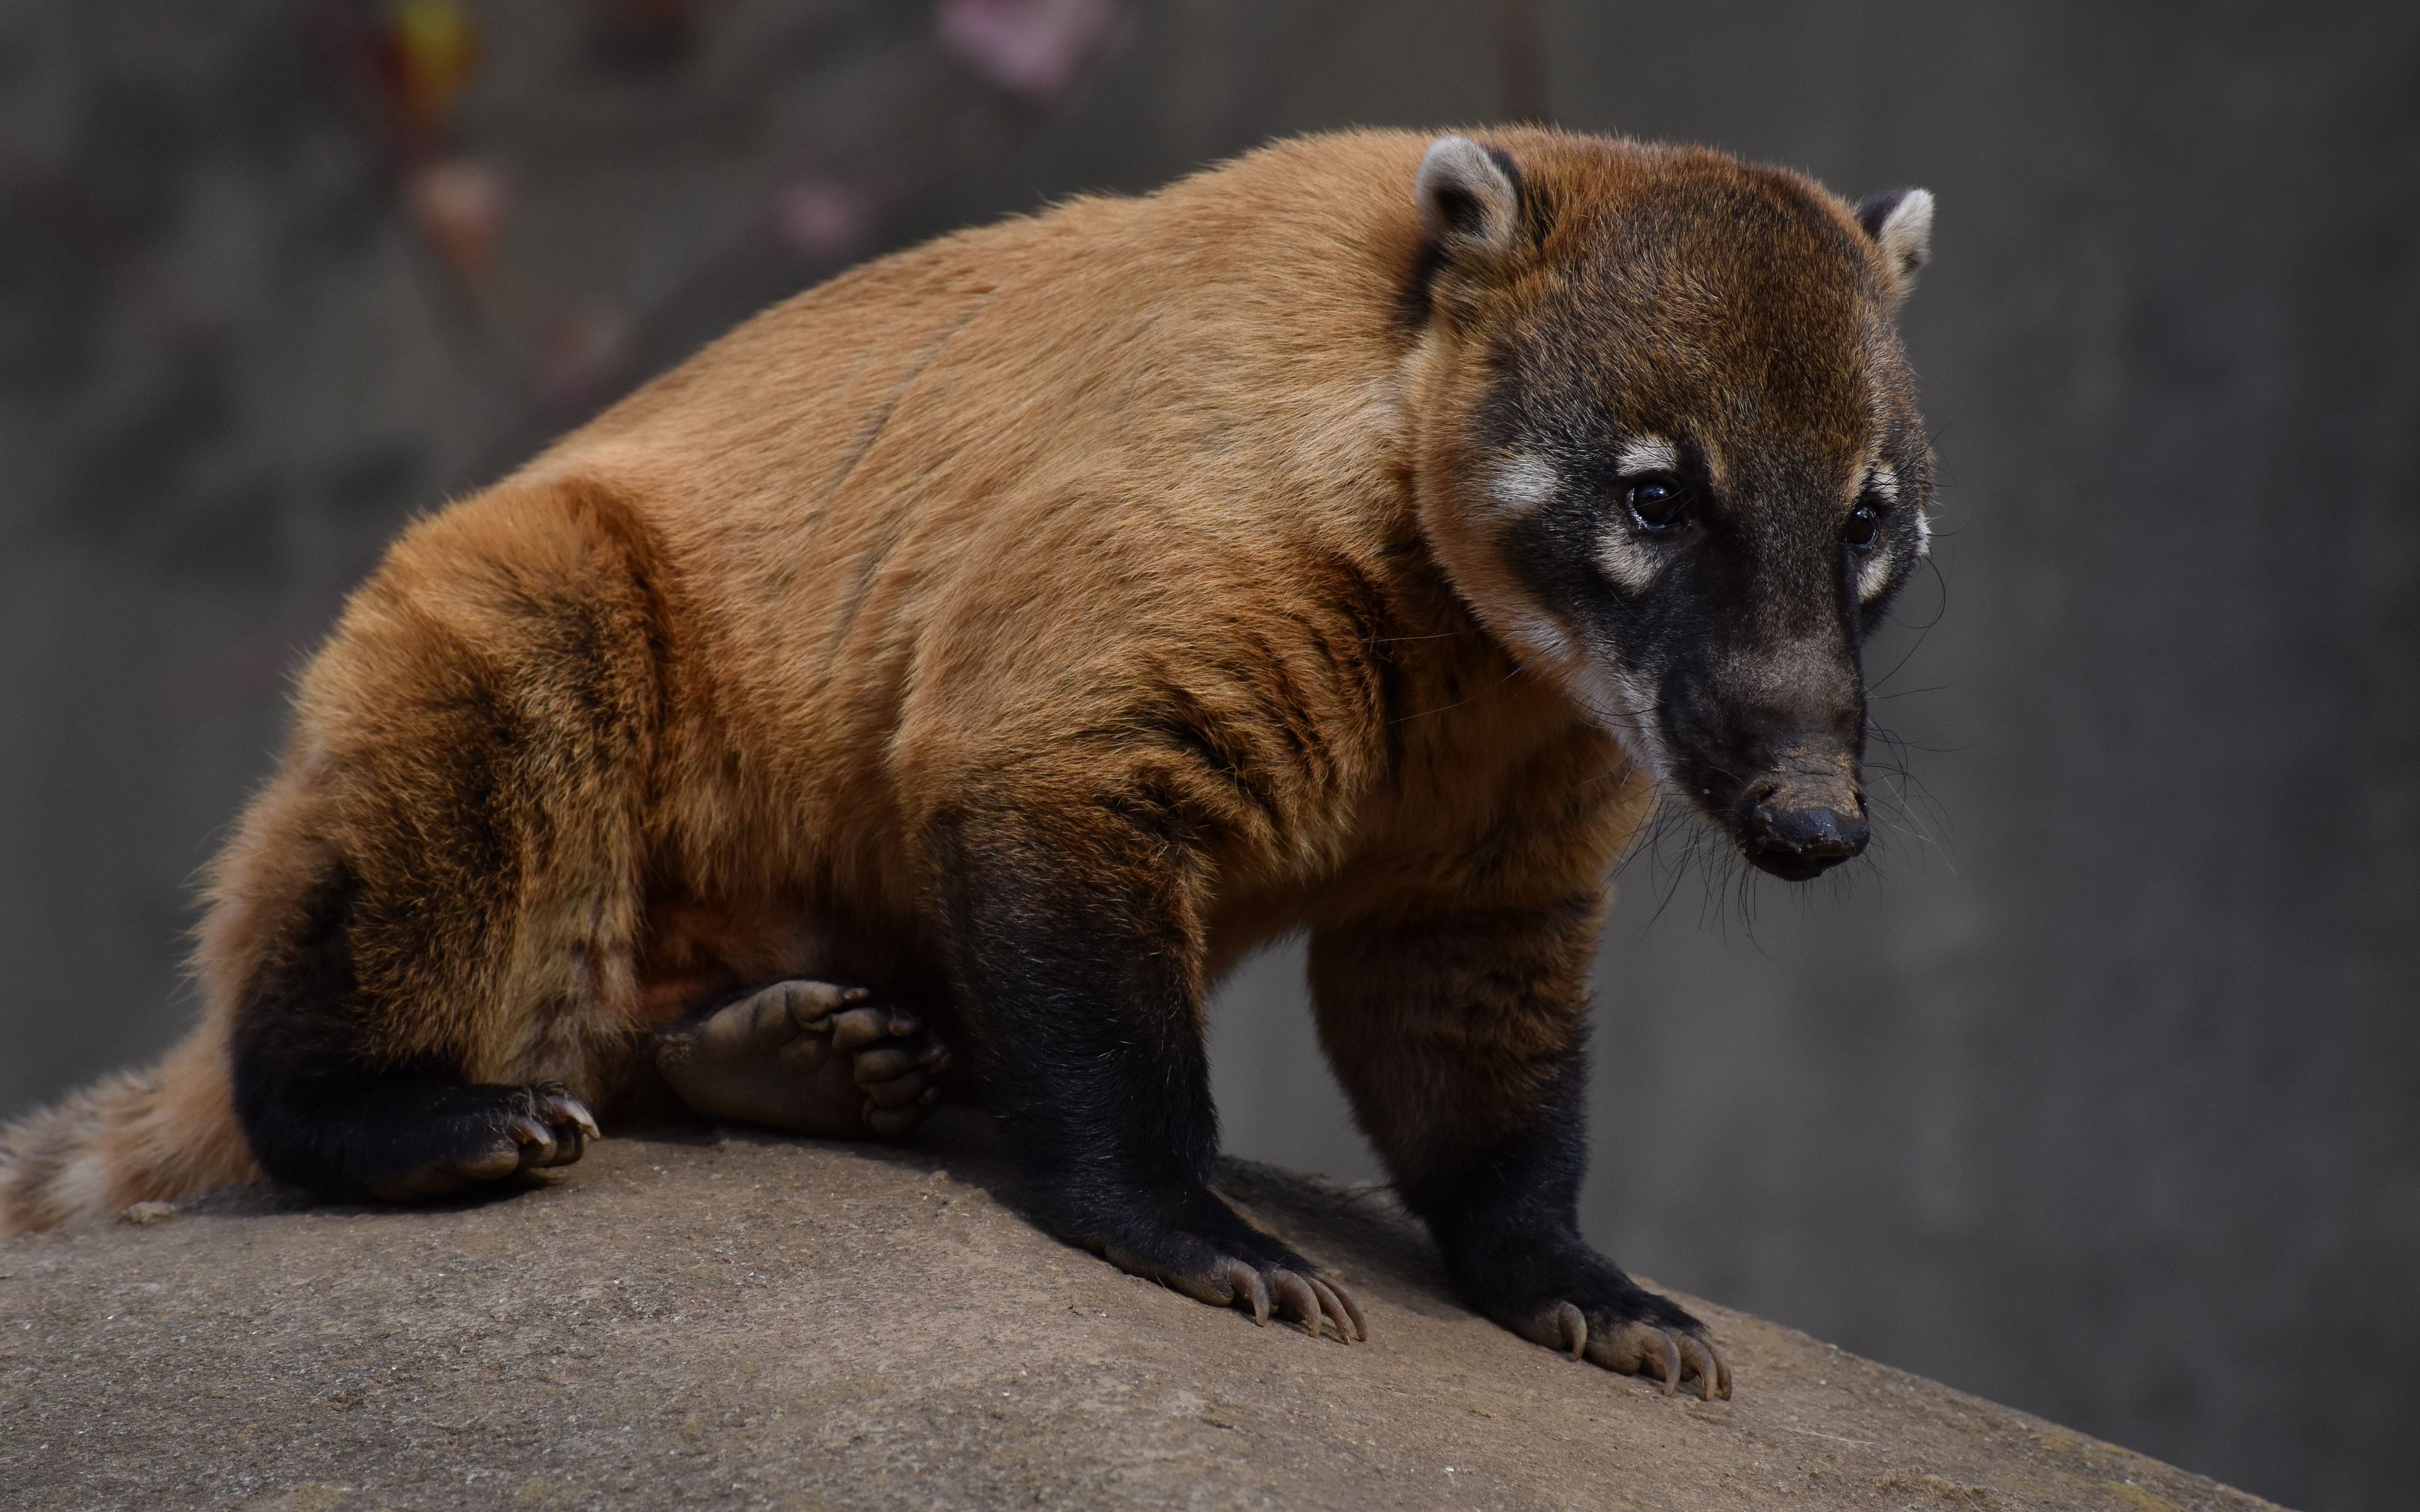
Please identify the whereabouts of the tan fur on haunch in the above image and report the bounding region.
[1,127,1915,1236]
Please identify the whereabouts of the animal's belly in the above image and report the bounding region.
[632,891,949,1025]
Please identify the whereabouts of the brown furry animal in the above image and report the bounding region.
[1,128,1939,1400]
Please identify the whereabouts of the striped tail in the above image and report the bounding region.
[0,1029,260,1238]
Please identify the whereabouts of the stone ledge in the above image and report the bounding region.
[0,1122,2282,1511]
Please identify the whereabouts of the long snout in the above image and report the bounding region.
[1734,750,1869,881]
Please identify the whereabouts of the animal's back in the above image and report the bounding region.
[523,132,1448,927]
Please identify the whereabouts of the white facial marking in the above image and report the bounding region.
[1595,528,1656,594]
[1615,435,1679,478]
[1866,466,1899,505]
[1487,452,1560,515]
[1484,608,1669,779]
[1857,545,1893,602]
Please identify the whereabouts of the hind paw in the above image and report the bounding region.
[655,978,949,1140]
[360,1082,599,1201]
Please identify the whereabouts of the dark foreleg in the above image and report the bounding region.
[935,801,1361,1342]
[1310,898,1727,1397]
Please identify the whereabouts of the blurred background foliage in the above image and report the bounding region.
[3,3,2416,1508]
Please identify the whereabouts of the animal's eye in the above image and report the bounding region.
[1625,476,1691,531]
[1843,503,1881,551]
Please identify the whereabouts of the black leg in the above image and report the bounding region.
[935,806,1363,1341]
[1311,904,1728,1396]
[228,864,596,1202]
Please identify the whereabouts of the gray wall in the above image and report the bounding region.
[5,4,2416,1509]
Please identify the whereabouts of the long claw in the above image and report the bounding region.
[1326,1277,1368,1342]
[503,1116,558,1169]
[1224,1261,1270,1326]
[1679,1334,1724,1400]
[1271,1271,1325,1338]
[537,1089,602,1137]
[1305,1278,1352,1343]
[1652,1329,1681,1395]
[1557,1301,1587,1360]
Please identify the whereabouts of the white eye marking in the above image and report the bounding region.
[1596,528,1657,594]
[1488,453,1560,515]
[1615,435,1679,478]
[1857,546,1893,602]
[1855,464,1926,599]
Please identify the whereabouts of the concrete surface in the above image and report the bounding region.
[1,1125,2281,1511]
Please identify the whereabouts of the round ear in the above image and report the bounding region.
[1416,135,1524,261]
[1855,186,1935,299]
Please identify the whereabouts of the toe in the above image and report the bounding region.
[778,1033,836,1075]
[863,1103,925,1137]
[706,988,818,1058]
[861,1071,933,1109]
[827,1006,901,1053]
[852,1046,921,1084]
[776,980,869,1029]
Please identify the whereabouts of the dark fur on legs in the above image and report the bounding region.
[228,864,595,1203]
[935,801,1363,1343]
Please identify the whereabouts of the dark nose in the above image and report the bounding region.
[1740,791,1869,881]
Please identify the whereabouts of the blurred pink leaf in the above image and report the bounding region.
[533,301,628,410]
[773,172,873,259]
[406,156,507,289]
[936,0,1130,104]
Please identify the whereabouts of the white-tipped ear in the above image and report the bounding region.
[1417,135,1523,260]
[1855,186,1934,295]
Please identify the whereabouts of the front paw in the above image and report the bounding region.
[1071,1189,1366,1344]
[1508,1280,1731,1400]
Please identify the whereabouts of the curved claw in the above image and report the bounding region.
[1678,1334,1730,1401]
[1586,1319,1685,1394]
[1270,1270,1325,1338]
[531,1088,599,1143]
[1557,1301,1587,1360]
[1224,1260,1272,1326]
[1314,1276,1367,1343]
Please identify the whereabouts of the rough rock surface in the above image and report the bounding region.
[1,1120,2282,1511]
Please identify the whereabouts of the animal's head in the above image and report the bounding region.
[1406,130,1935,881]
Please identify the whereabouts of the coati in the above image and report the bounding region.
[0,128,1937,1402]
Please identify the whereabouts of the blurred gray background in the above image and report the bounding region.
[4,3,2416,1508]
